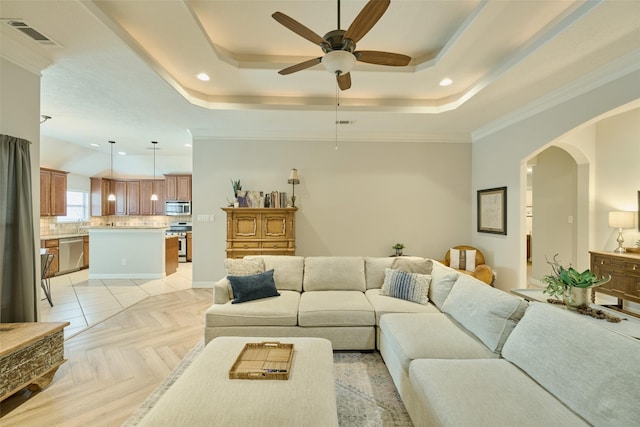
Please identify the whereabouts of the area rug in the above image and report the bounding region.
[124,341,413,427]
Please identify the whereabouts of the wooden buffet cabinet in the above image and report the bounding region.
[590,251,640,316]
[222,207,296,259]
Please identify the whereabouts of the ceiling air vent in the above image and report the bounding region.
[336,120,354,125]
[4,19,60,47]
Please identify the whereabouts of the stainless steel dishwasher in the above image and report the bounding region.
[58,237,84,275]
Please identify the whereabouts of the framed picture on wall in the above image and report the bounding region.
[477,187,507,235]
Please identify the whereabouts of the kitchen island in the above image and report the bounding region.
[88,226,170,279]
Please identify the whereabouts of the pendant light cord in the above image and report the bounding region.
[335,79,339,150]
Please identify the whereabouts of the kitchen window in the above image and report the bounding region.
[57,190,89,222]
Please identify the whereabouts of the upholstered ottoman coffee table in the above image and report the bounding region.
[137,336,338,426]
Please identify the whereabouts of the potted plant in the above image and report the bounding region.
[542,254,611,309]
[392,243,405,257]
[230,178,242,197]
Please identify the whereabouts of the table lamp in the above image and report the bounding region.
[288,168,300,207]
[608,211,634,253]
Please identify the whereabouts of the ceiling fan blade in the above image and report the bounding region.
[344,0,390,43]
[272,12,329,47]
[278,57,322,75]
[337,72,351,90]
[355,50,411,66]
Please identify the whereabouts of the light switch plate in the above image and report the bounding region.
[197,214,209,222]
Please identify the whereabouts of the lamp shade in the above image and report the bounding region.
[608,211,634,229]
[321,50,356,75]
[288,168,300,184]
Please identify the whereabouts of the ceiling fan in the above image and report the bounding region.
[272,0,411,90]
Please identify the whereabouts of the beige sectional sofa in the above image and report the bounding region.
[205,255,439,350]
[204,255,640,426]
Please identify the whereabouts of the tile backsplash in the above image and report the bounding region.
[39,215,192,237]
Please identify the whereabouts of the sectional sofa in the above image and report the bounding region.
[204,255,640,426]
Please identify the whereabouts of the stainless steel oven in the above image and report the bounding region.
[166,221,192,262]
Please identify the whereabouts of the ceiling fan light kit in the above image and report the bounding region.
[322,50,356,75]
[273,0,410,90]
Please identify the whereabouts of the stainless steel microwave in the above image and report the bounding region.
[165,201,191,216]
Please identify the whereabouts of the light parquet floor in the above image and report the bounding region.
[0,288,213,427]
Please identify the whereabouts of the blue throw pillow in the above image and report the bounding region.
[381,268,431,305]
[228,269,280,304]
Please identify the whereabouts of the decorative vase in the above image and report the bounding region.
[395,248,403,257]
[563,287,590,310]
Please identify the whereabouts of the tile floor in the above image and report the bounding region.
[39,263,193,339]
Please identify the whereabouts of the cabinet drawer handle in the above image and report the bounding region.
[243,245,248,249]
[634,265,638,271]
[272,245,278,248]
[600,260,604,264]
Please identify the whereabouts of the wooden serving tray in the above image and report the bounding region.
[229,341,294,380]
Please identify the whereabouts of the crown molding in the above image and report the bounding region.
[0,30,51,75]
[472,48,640,142]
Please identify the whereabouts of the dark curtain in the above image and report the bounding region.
[0,134,37,322]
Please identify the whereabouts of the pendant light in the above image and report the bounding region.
[150,141,158,201]
[107,141,116,201]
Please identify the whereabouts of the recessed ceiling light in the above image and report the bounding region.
[197,73,210,81]
[90,143,100,147]
[185,143,192,147]
[439,78,453,87]
[118,151,126,156]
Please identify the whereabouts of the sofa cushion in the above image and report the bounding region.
[391,257,433,275]
[228,270,280,304]
[205,290,300,327]
[449,248,476,272]
[303,257,366,292]
[379,313,498,375]
[428,260,460,310]
[381,268,430,305]
[408,359,587,427]
[441,273,527,353]
[298,291,374,327]
[502,302,640,427]
[365,289,439,324]
[245,255,304,292]
[364,257,396,290]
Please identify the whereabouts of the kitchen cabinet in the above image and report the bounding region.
[41,239,59,277]
[114,181,127,215]
[126,181,140,215]
[166,236,179,275]
[140,180,165,215]
[90,177,115,217]
[186,232,193,262]
[222,207,296,259]
[40,168,68,217]
[92,178,167,216]
[83,235,89,268]
[165,174,192,201]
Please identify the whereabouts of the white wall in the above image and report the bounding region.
[594,108,640,250]
[472,68,640,291]
[192,139,472,286]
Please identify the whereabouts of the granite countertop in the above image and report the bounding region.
[40,233,89,240]
[86,226,168,230]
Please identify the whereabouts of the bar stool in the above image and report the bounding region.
[41,252,55,307]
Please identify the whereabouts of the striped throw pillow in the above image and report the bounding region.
[449,249,476,272]
[381,268,431,305]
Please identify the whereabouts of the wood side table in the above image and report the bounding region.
[0,322,69,401]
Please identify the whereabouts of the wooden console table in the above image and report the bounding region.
[590,251,640,318]
[0,322,69,401]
